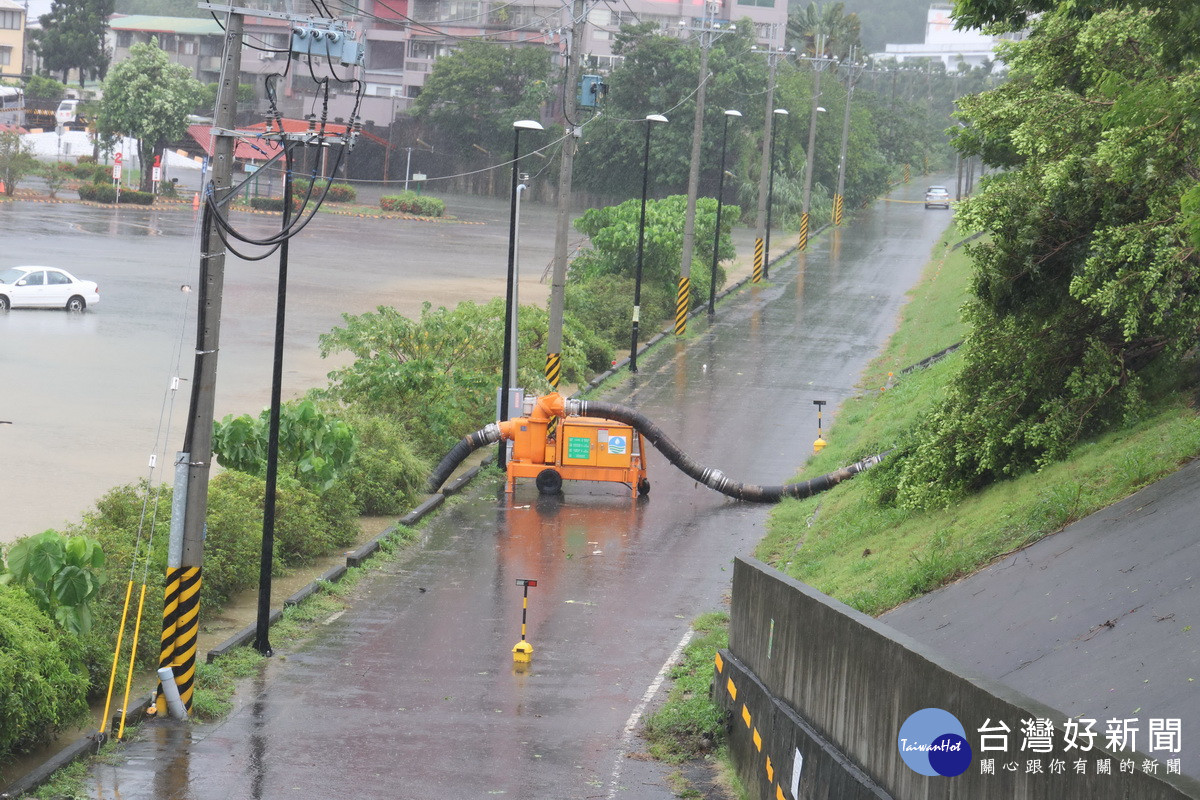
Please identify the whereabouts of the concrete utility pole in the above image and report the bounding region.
[833,47,861,227]
[160,9,244,714]
[545,0,586,392]
[751,43,790,282]
[676,2,726,334]
[799,34,832,252]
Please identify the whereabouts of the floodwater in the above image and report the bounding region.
[0,196,562,543]
[66,178,955,799]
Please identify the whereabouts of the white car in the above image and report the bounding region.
[924,186,951,209]
[0,266,100,312]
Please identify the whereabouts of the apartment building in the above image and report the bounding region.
[0,0,25,80]
[346,0,788,124]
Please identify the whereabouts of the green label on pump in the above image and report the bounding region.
[567,437,591,459]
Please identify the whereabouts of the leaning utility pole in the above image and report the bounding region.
[545,0,586,392]
[158,8,244,715]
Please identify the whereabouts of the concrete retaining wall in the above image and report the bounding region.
[717,557,1200,799]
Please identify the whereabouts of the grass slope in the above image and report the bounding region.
[757,227,1200,616]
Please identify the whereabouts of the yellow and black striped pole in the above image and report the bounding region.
[544,352,561,438]
[157,564,201,713]
[512,578,536,663]
[752,237,764,283]
[833,194,844,226]
[903,163,911,184]
[798,211,810,252]
[674,276,690,335]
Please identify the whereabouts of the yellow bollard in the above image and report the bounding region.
[513,579,537,663]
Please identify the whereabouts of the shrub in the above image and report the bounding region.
[77,182,117,203]
[1,530,106,636]
[0,583,90,755]
[380,192,445,217]
[249,196,288,211]
[119,189,155,205]
[340,408,430,515]
[271,475,360,567]
[292,178,356,203]
[65,483,170,690]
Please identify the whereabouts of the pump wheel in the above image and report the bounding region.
[535,468,563,495]
[637,478,651,497]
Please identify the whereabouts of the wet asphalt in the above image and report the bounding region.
[70,179,953,799]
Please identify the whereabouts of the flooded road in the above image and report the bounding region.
[77,179,954,799]
[0,197,562,542]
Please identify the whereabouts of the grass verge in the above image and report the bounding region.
[756,228,1200,615]
[642,612,746,799]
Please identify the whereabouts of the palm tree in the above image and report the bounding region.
[786,2,862,59]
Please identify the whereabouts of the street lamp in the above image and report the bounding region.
[709,109,741,316]
[764,108,788,278]
[629,113,668,373]
[499,119,544,469]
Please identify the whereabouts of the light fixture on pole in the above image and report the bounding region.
[629,113,668,373]
[500,119,544,469]
[709,109,741,316]
[764,108,788,277]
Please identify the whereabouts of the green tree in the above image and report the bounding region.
[890,3,1200,508]
[30,0,113,85]
[410,41,552,180]
[0,131,39,197]
[212,398,357,493]
[572,20,766,201]
[24,74,68,101]
[96,39,204,192]
[787,2,862,58]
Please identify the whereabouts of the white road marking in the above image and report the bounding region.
[607,627,695,798]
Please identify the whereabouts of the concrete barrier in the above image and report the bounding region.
[718,557,1200,799]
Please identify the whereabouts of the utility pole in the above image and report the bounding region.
[676,2,726,334]
[833,47,861,227]
[799,34,830,252]
[545,0,585,393]
[751,43,789,282]
[159,8,244,715]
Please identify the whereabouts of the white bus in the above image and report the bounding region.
[0,86,23,126]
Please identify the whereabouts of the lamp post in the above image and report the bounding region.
[511,174,528,389]
[499,119,544,469]
[764,108,788,277]
[709,109,741,316]
[629,113,668,373]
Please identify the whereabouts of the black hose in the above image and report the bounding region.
[427,425,500,493]
[576,400,886,503]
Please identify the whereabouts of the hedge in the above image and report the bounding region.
[76,183,154,205]
[0,584,90,755]
[293,178,356,203]
[380,192,445,217]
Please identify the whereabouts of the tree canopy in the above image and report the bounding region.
[95,39,203,192]
[410,41,553,168]
[889,2,1200,508]
[31,0,113,86]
